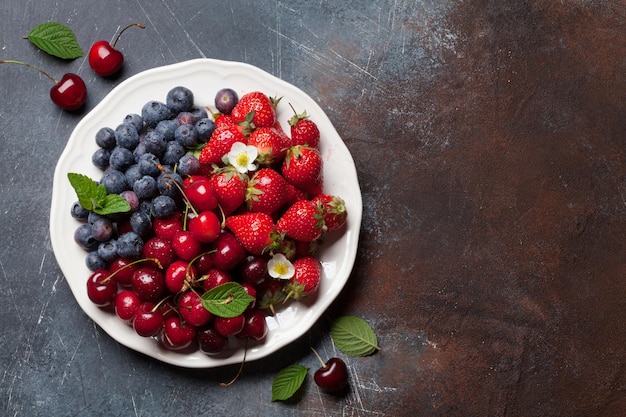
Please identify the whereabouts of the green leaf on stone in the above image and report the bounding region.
[27,22,83,59]
[330,315,380,357]
[271,364,307,401]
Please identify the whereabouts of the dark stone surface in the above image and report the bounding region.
[1,1,624,416]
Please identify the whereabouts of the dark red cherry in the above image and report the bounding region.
[159,316,197,351]
[142,236,176,268]
[114,290,141,323]
[171,230,203,261]
[313,356,349,393]
[49,73,87,110]
[86,269,117,306]
[184,178,218,212]
[165,260,197,293]
[132,302,164,337]
[88,23,145,76]
[236,308,267,341]
[188,210,221,243]
[131,266,165,302]
[213,231,246,271]
[202,268,232,291]
[178,290,213,327]
[213,314,245,337]
[197,327,229,355]
[1,60,87,111]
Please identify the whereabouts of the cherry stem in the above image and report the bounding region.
[0,59,57,84]
[220,338,249,387]
[310,346,327,368]
[111,23,145,48]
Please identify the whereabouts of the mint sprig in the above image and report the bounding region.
[68,172,130,215]
[27,22,83,59]
[201,282,255,318]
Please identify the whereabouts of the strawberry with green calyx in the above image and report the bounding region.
[246,168,292,215]
[288,106,320,149]
[284,256,322,301]
[312,193,347,232]
[198,124,247,166]
[281,145,323,196]
[276,199,324,243]
[231,91,280,129]
[247,126,287,165]
[209,166,247,215]
[224,212,275,255]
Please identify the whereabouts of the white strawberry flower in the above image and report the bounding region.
[227,141,258,173]
[267,253,295,280]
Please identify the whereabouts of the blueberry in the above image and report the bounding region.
[97,240,119,262]
[190,106,209,121]
[86,251,109,271]
[143,130,167,156]
[115,123,140,150]
[142,100,171,127]
[88,211,107,225]
[74,224,98,251]
[176,111,197,126]
[70,201,89,222]
[138,153,161,177]
[195,118,216,143]
[95,127,117,150]
[130,210,152,238]
[124,164,143,189]
[174,124,199,148]
[109,146,135,171]
[166,86,194,113]
[123,113,144,132]
[133,141,149,162]
[116,232,144,258]
[139,199,153,215]
[214,88,239,114]
[177,154,200,177]
[100,169,128,194]
[162,141,186,165]
[151,195,177,219]
[155,119,178,141]
[157,169,182,198]
[92,217,115,242]
[92,148,111,170]
[133,175,158,199]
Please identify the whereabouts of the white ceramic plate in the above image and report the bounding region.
[50,59,362,368]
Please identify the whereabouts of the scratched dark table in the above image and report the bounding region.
[1,1,625,416]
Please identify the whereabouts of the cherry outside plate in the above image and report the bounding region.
[49,58,362,368]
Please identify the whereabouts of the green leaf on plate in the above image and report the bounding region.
[27,22,83,59]
[330,315,380,357]
[67,172,130,215]
[201,282,255,318]
[271,364,308,401]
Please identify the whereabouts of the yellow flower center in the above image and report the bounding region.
[235,153,249,167]
[273,262,289,276]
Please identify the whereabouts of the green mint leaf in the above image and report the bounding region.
[271,364,307,401]
[27,22,83,59]
[330,315,380,357]
[67,172,100,211]
[201,282,255,318]
[95,193,131,216]
[67,172,131,216]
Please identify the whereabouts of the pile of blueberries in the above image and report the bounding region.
[71,86,212,271]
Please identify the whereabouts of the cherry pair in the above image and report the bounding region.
[0,23,143,111]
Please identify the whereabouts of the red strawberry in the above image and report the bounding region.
[284,256,321,301]
[225,212,275,255]
[275,199,324,242]
[281,145,323,196]
[289,110,320,149]
[246,168,291,215]
[198,125,247,166]
[273,120,292,149]
[312,194,347,231]
[214,113,235,128]
[247,126,287,165]
[231,91,279,129]
[209,168,247,215]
